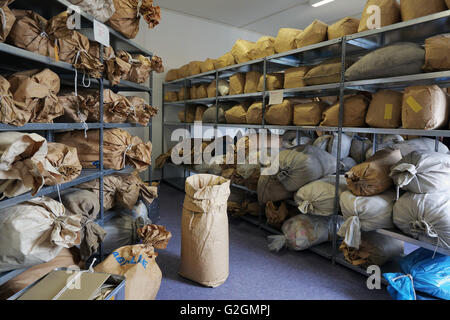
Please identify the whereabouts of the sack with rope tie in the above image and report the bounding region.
[86,89,131,123]
[45,142,82,185]
[56,90,89,123]
[90,43,131,86]
[127,54,152,83]
[0,75,30,127]
[0,0,15,43]
[127,96,158,126]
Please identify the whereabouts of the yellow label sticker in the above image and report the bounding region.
[54,44,59,62]
[407,96,423,113]
[384,104,393,120]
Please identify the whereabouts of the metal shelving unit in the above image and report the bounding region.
[0,0,155,286]
[161,10,450,289]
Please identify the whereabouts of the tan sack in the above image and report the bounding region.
[447,0,450,9]
[165,69,179,82]
[164,91,178,102]
[207,80,216,98]
[200,58,216,73]
[189,86,197,100]
[400,0,447,21]
[179,174,231,287]
[68,0,115,22]
[0,75,30,126]
[127,96,158,126]
[0,197,82,272]
[258,73,284,92]
[178,87,188,101]
[293,101,325,126]
[177,64,190,79]
[321,95,369,127]
[225,103,250,124]
[265,100,292,125]
[0,1,15,43]
[86,89,131,123]
[244,71,262,94]
[366,90,403,128]
[177,105,196,123]
[402,85,448,130]
[229,73,246,95]
[249,36,276,60]
[265,201,288,229]
[246,102,263,124]
[328,17,360,40]
[423,34,450,72]
[129,54,153,83]
[274,28,303,53]
[345,149,402,196]
[56,129,151,171]
[195,105,208,121]
[284,66,309,89]
[195,84,208,99]
[304,62,342,86]
[295,20,328,48]
[257,174,291,203]
[358,0,400,32]
[231,39,256,64]
[8,69,63,123]
[214,52,235,69]
[187,61,202,76]
[45,142,82,184]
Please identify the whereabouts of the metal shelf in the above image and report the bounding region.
[185,97,216,104]
[0,268,29,287]
[219,92,263,101]
[342,127,450,138]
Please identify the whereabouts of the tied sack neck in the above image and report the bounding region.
[337,215,362,250]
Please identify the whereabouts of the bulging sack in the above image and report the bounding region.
[350,137,373,163]
[293,101,324,126]
[366,90,403,128]
[320,95,369,127]
[187,61,202,76]
[231,39,256,64]
[258,73,284,92]
[304,62,342,86]
[249,36,276,60]
[0,1,15,43]
[45,142,82,184]
[68,0,115,22]
[345,149,402,196]
[423,34,450,72]
[389,137,449,157]
[257,175,293,204]
[229,73,246,95]
[127,96,158,126]
[202,106,226,123]
[284,66,309,89]
[400,0,447,21]
[244,71,262,94]
[214,52,235,69]
[328,17,360,40]
[179,174,231,287]
[200,58,216,73]
[0,75,29,127]
[265,201,288,229]
[265,100,292,125]
[165,69,179,82]
[178,105,196,123]
[225,104,249,124]
[246,102,263,124]
[274,28,302,53]
[327,132,353,159]
[394,192,450,250]
[294,20,328,48]
[358,0,400,32]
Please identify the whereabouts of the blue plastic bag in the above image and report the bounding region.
[383,248,450,300]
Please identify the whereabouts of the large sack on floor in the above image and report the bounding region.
[276,145,337,192]
[274,28,303,53]
[304,62,342,86]
[244,71,262,94]
[179,174,231,288]
[328,17,359,39]
[321,95,370,127]
[400,0,447,21]
[295,175,347,216]
[265,201,288,229]
[339,231,404,267]
[295,20,328,48]
[338,190,396,249]
[45,142,82,184]
[394,192,450,250]
[327,132,353,159]
[265,100,292,125]
[258,73,284,92]
[225,103,249,124]
[200,58,216,73]
[0,1,14,43]
[56,129,151,171]
[366,90,403,128]
[0,197,82,272]
[229,73,245,95]
[257,175,293,204]
[231,39,256,64]
[284,66,309,89]
[249,36,276,60]
[214,52,235,69]
[401,85,448,130]
[293,101,325,126]
[246,102,263,124]
[0,75,30,127]
[345,149,402,196]
[358,0,401,32]
[423,34,450,72]
[390,151,450,193]
[127,96,158,126]
[268,214,334,251]
[345,43,425,81]
[350,137,373,163]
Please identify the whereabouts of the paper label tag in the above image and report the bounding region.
[384,104,393,120]
[406,96,423,113]
[94,19,110,47]
[268,90,284,105]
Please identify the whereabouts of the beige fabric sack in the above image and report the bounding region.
[214,52,235,69]
[177,64,189,79]
[258,73,284,92]
[229,73,246,95]
[423,34,450,72]
[328,17,360,40]
[165,69,179,82]
[127,96,158,126]
[200,58,216,73]
[265,201,288,229]
[366,90,403,128]
[274,28,303,53]
[0,197,82,272]
[293,101,325,126]
[266,100,292,125]
[195,84,208,99]
[244,71,262,94]
[257,175,293,204]
[345,149,402,196]
[187,61,202,76]
[164,91,178,102]
[402,85,448,130]
[45,142,82,185]
[304,62,342,86]
[178,87,188,101]
[295,20,328,48]
[177,105,196,123]
[179,174,231,287]
[284,66,310,89]
[225,104,249,124]
[0,1,15,43]
[0,75,30,127]
[246,102,263,124]
[321,95,369,127]
[231,39,256,64]
[400,0,447,21]
[358,0,401,32]
[249,36,276,60]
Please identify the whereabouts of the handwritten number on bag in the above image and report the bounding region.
[112,252,148,269]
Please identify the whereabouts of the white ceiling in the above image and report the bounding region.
[159,0,367,36]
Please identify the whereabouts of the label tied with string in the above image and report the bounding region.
[122,144,133,169]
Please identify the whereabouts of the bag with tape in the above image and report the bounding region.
[214,52,235,69]
[320,95,369,127]
[244,71,262,94]
[338,190,396,249]
[229,73,246,95]
[164,91,178,102]
[179,174,231,288]
[258,73,284,92]
[249,36,276,60]
[265,100,292,125]
[0,75,30,127]
[257,174,293,204]
[0,197,82,272]
[358,0,400,32]
[274,28,303,53]
[45,142,82,184]
[345,148,402,196]
[402,85,448,130]
[294,20,328,48]
[246,102,263,124]
[284,66,309,89]
[304,61,342,86]
[231,39,256,64]
[265,201,288,229]
[366,90,403,128]
[327,17,360,40]
[423,34,450,72]
[0,0,14,43]
[400,0,447,21]
[127,96,158,126]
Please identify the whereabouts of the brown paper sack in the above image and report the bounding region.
[327,17,360,40]
[266,100,293,125]
[56,90,93,123]
[304,62,342,86]
[295,20,328,48]
[293,102,325,126]
[207,80,216,98]
[138,224,172,250]
[127,96,158,126]
[274,28,303,53]
[258,73,284,92]
[45,142,82,184]
[321,95,369,127]
[179,174,231,287]
[244,71,262,94]
[423,34,450,72]
[249,36,276,60]
[225,104,249,124]
[400,0,447,21]
[266,201,288,229]
[178,105,196,123]
[86,89,131,123]
[402,85,448,130]
[0,75,31,126]
[0,1,15,43]
[358,0,400,32]
[164,91,178,102]
[8,69,63,123]
[187,61,202,76]
[246,102,263,124]
[106,52,132,86]
[189,86,197,100]
[56,129,152,171]
[196,84,208,99]
[229,73,246,95]
[150,55,164,73]
[165,69,179,82]
[195,105,208,121]
[200,58,216,73]
[345,149,402,196]
[214,52,235,69]
[284,66,310,89]
[365,90,403,128]
[231,39,256,64]
[178,64,190,79]
[127,54,152,84]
